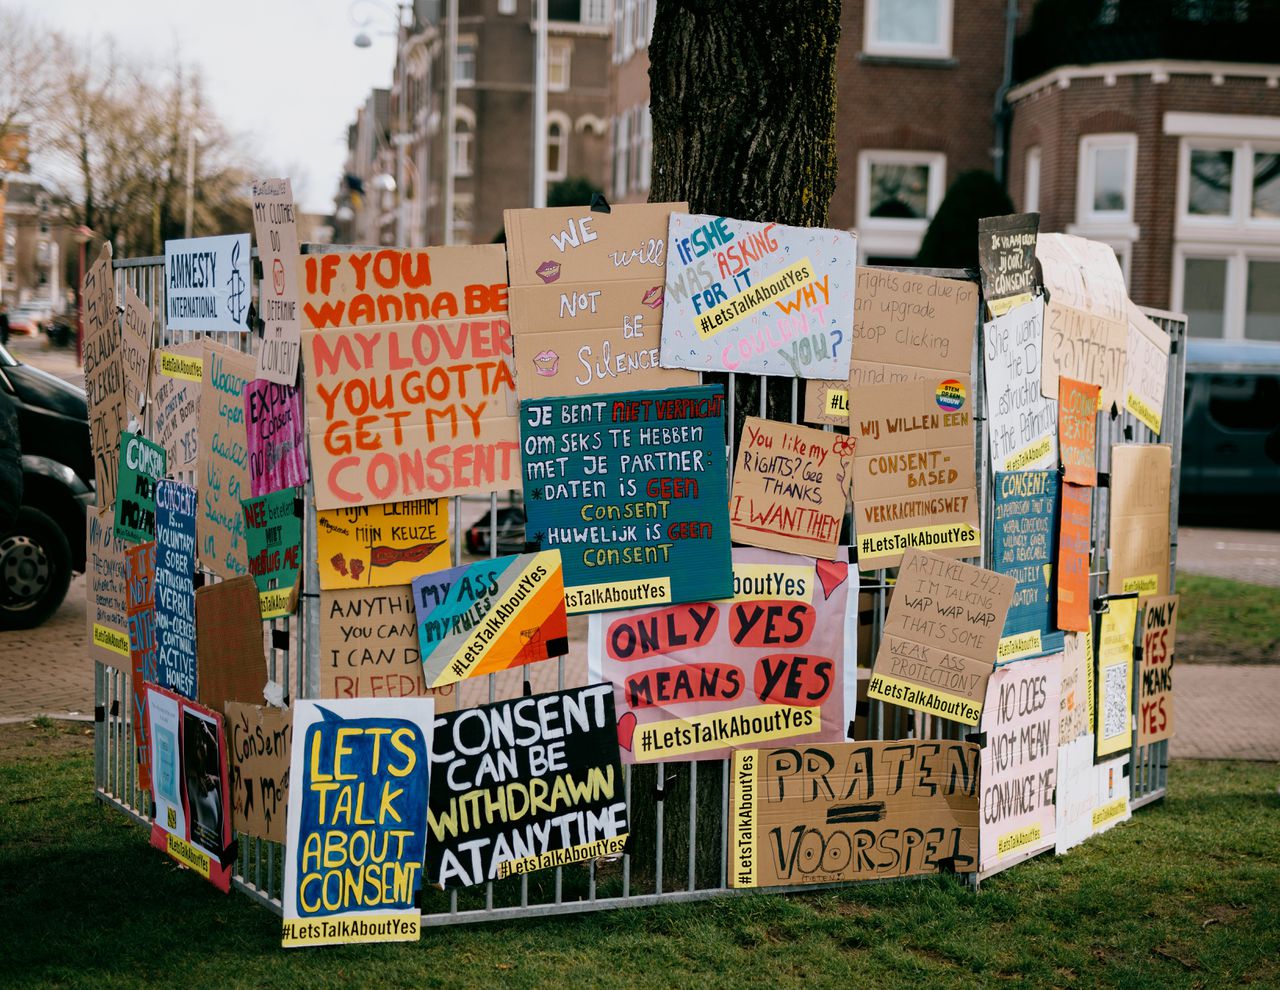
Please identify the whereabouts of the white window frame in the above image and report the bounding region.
[856,150,945,263]
[455,36,477,87]
[613,112,629,198]
[1024,146,1041,214]
[1173,243,1280,340]
[1175,137,1280,239]
[547,110,570,182]
[497,0,516,14]
[863,0,953,60]
[639,102,652,193]
[622,0,635,59]
[548,39,571,91]
[1076,133,1137,227]
[451,107,475,177]
[582,0,609,26]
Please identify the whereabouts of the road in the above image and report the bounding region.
[1178,527,1280,588]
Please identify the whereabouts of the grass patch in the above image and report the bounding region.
[1176,572,1280,662]
[2,721,1278,988]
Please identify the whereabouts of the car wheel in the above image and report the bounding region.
[0,506,73,630]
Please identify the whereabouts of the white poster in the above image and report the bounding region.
[147,685,185,841]
[1054,732,1095,854]
[659,213,856,378]
[251,178,303,383]
[982,297,1058,472]
[1092,755,1132,836]
[165,233,252,332]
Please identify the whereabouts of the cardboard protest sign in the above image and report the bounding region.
[588,548,852,763]
[1108,444,1172,598]
[1055,732,1095,854]
[120,284,154,428]
[848,268,977,387]
[978,652,1060,871]
[426,684,627,888]
[1058,376,1099,487]
[730,417,850,560]
[319,586,458,707]
[1124,302,1170,435]
[848,375,979,570]
[412,551,569,688]
[87,508,130,665]
[300,244,508,329]
[729,739,980,888]
[225,701,291,844]
[283,699,434,947]
[242,487,303,619]
[1092,755,1131,835]
[164,233,252,333]
[149,342,202,468]
[504,202,698,398]
[1138,594,1177,746]
[146,684,234,892]
[251,178,303,383]
[521,385,732,613]
[867,549,1015,726]
[195,575,268,711]
[660,213,856,378]
[1056,482,1092,633]
[1058,631,1091,744]
[317,499,449,590]
[1036,234,1128,408]
[1096,596,1138,758]
[983,298,1058,472]
[978,213,1040,317]
[154,480,198,699]
[82,241,123,514]
[113,432,166,544]
[992,471,1063,663]
[302,321,519,509]
[245,379,309,497]
[198,341,254,578]
[126,542,158,792]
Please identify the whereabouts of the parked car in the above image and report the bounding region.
[6,301,53,337]
[1179,338,1280,523]
[464,502,527,556]
[0,341,93,627]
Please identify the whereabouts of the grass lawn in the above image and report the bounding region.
[1176,572,1280,663]
[1,721,1277,989]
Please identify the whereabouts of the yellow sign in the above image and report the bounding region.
[316,499,449,591]
[631,704,819,759]
[997,630,1042,663]
[866,672,982,726]
[996,823,1042,857]
[564,576,671,613]
[93,623,130,658]
[1122,573,1158,597]
[166,833,211,878]
[495,834,628,879]
[695,258,813,339]
[732,749,757,889]
[1125,390,1161,434]
[159,351,203,381]
[1003,435,1053,472]
[823,388,849,419]
[732,562,813,603]
[282,912,419,948]
[1096,598,1138,757]
[1093,796,1128,829]
[259,588,296,619]
[857,522,981,566]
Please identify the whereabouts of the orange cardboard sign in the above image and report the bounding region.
[1058,376,1100,486]
[1057,482,1093,632]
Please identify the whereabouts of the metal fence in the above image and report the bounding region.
[93,258,1184,921]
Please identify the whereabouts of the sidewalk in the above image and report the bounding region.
[6,334,84,388]
[1168,665,1280,761]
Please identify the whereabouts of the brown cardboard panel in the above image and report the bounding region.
[198,341,254,578]
[1108,444,1172,597]
[847,376,974,457]
[87,506,131,665]
[120,285,154,427]
[195,575,268,711]
[224,701,291,843]
[850,267,977,377]
[250,178,304,384]
[504,203,686,285]
[149,340,203,469]
[83,241,124,515]
[729,739,980,887]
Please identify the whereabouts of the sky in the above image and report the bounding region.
[13,0,403,214]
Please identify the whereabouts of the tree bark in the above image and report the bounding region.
[648,0,841,225]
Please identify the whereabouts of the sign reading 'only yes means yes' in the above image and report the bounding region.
[504,202,699,398]
[867,549,1016,726]
[660,214,856,378]
[299,246,519,510]
[165,234,252,333]
[521,385,732,613]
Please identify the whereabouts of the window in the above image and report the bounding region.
[1077,134,1136,223]
[1207,375,1280,432]
[613,112,629,197]
[629,105,643,193]
[582,0,609,25]
[1188,148,1233,216]
[547,113,569,180]
[548,40,571,91]
[498,0,516,13]
[1024,146,1041,213]
[456,37,476,86]
[639,102,652,192]
[622,0,635,58]
[1179,139,1280,224]
[1246,259,1280,340]
[452,109,474,176]
[864,0,952,59]
[635,0,648,48]
[856,151,945,262]
[1180,256,1229,338]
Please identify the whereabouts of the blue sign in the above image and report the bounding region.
[992,470,1063,663]
[154,480,198,698]
[520,385,733,613]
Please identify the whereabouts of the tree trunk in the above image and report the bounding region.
[648,0,841,225]
[635,0,843,892]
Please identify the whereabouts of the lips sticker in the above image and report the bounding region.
[533,350,560,377]
[536,260,561,284]
[641,285,664,309]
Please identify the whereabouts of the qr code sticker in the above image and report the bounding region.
[1102,664,1128,740]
